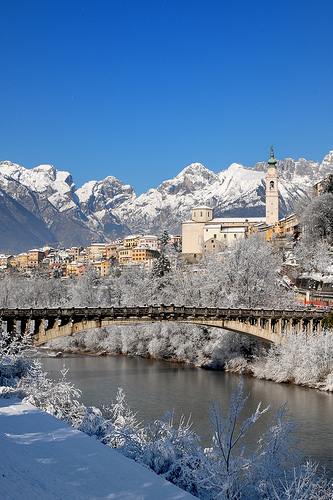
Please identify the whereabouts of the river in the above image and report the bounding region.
[41,354,333,476]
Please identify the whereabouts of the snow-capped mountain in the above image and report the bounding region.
[0,161,129,252]
[103,152,333,234]
[0,151,332,252]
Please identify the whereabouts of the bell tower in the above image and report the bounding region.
[266,146,279,225]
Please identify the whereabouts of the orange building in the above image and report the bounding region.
[28,249,45,267]
[131,246,159,267]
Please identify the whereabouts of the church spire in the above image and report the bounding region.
[268,145,277,167]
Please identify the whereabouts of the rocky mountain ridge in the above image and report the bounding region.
[0,151,332,253]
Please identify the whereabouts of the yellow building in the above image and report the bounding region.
[8,253,28,270]
[123,235,142,249]
[93,260,110,276]
[17,252,28,269]
[66,261,79,277]
[118,247,133,264]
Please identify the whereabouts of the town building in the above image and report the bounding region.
[106,240,122,259]
[169,234,182,248]
[131,246,160,267]
[139,235,160,251]
[8,253,28,270]
[87,243,107,261]
[182,209,265,259]
[118,247,133,264]
[0,254,13,270]
[67,246,83,261]
[92,260,110,276]
[123,235,142,249]
[28,249,45,267]
[314,175,332,196]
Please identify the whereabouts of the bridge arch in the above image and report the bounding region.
[0,305,326,346]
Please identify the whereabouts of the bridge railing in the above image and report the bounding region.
[0,305,327,321]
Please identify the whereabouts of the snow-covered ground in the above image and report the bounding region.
[0,398,194,500]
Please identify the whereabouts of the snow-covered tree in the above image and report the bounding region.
[194,235,290,309]
[299,192,333,243]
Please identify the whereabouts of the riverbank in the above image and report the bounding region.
[0,397,194,499]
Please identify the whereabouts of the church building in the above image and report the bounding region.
[182,148,280,260]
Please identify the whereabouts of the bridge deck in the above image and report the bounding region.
[0,305,328,346]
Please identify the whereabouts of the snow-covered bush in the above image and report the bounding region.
[224,328,333,392]
[0,333,34,392]
[140,411,201,474]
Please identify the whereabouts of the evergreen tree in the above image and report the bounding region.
[152,230,171,278]
[152,253,171,278]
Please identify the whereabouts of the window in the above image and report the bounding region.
[270,181,274,190]
[234,234,237,238]
[208,212,210,217]
[200,211,203,217]
[214,234,217,238]
[211,240,214,243]
[224,234,227,239]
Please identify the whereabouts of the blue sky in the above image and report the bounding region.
[1,0,333,194]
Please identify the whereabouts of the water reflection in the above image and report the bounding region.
[41,354,333,476]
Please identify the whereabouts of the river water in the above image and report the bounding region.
[41,354,333,476]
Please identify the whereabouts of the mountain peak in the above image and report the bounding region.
[1,151,333,252]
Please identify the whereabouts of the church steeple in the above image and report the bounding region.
[266,146,279,225]
[268,145,277,167]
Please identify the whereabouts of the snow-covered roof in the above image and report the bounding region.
[124,234,141,240]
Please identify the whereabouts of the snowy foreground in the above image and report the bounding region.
[0,398,194,500]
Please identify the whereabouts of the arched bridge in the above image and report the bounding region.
[0,305,327,346]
